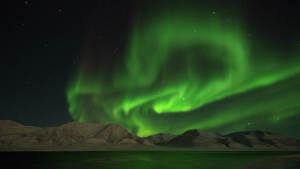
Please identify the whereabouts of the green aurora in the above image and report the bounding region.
[67,3,300,137]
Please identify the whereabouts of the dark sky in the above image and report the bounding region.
[3,0,138,127]
[2,0,300,128]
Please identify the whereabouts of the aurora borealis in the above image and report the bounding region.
[66,1,300,137]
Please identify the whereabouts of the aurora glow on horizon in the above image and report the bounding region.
[66,2,300,137]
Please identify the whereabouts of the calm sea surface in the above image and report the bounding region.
[1,151,300,169]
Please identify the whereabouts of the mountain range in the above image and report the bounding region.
[1,120,299,151]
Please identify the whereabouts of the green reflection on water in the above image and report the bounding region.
[41,151,299,169]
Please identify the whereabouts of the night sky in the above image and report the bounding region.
[3,0,300,138]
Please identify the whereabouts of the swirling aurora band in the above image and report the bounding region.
[66,5,300,137]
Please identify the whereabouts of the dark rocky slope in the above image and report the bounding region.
[146,133,176,145]
[225,131,300,149]
[164,130,300,150]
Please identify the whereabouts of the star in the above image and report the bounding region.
[58,8,63,14]
[113,48,119,54]
[24,1,29,5]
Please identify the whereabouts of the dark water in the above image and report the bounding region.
[1,151,299,169]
